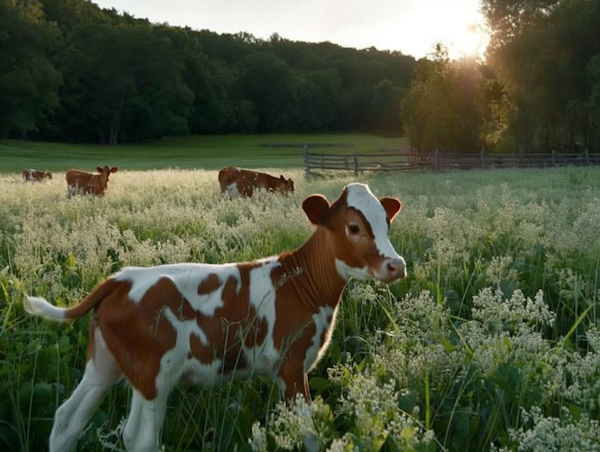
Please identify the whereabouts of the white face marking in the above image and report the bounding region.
[345,183,401,260]
[335,259,371,281]
[303,306,334,372]
[225,182,240,197]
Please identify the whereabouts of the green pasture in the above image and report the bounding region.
[0,134,407,174]
[1,165,599,451]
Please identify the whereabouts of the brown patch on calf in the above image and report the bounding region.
[189,262,267,375]
[94,278,192,399]
[198,273,220,295]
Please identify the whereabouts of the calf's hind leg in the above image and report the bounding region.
[49,330,121,452]
[122,388,171,452]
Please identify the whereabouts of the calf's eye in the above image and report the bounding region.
[348,223,360,235]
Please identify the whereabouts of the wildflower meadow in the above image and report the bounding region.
[1,166,599,451]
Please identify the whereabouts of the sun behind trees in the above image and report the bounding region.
[401,0,600,156]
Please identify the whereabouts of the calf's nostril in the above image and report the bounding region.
[386,259,406,279]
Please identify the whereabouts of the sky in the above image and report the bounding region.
[93,0,488,59]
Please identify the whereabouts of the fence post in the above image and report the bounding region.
[480,148,485,168]
[435,149,439,170]
[353,147,359,176]
[304,145,310,177]
[585,147,590,165]
[552,149,556,166]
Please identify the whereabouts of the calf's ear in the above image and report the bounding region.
[302,194,331,226]
[111,167,119,173]
[379,197,402,222]
[97,166,103,173]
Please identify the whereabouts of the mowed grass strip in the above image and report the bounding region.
[0,133,407,173]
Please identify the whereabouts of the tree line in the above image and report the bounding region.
[0,0,415,144]
[2,0,599,155]
[401,0,600,155]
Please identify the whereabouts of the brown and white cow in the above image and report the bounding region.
[23,169,52,181]
[24,183,406,452]
[218,166,294,197]
[66,166,118,197]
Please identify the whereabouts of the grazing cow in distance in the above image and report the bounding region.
[24,183,406,452]
[23,169,52,182]
[218,166,294,197]
[66,166,118,197]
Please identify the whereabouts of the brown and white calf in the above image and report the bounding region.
[23,169,52,181]
[24,183,406,452]
[218,166,294,197]
[66,166,118,197]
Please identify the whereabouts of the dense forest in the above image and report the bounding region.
[1,0,600,154]
[0,0,415,144]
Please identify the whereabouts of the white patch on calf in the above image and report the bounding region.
[115,263,240,308]
[244,259,281,375]
[303,306,335,372]
[159,308,218,386]
[345,183,401,260]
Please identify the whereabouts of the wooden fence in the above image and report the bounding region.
[303,146,600,176]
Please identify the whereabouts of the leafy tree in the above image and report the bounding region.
[588,55,600,152]
[56,23,192,144]
[39,0,108,32]
[482,0,561,50]
[0,0,61,139]
[368,79,406,134]
[238,52,295,131]
[483,0,600,153]
[401,46,485,153]
[285,69,342,131]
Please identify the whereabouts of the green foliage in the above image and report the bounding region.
[0,0,62,139]
[401,47,485,153]
[0,0,416,143]
[482,0,600,153]
[1,166,600,451]
[56,23,193,144]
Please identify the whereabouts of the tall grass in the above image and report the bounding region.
[1,166,599,451]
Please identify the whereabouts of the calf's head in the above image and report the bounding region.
[276,175,295,194]
[97,166,118,191]
[302,183,406,283]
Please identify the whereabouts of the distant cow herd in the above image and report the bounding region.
[22,166,295,198]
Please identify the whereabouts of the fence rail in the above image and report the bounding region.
[303,146,600,175]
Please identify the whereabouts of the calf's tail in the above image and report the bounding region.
[24,278,118,322]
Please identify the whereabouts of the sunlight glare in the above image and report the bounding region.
[391,0,489,60]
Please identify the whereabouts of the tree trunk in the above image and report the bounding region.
[109,89,127,146]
